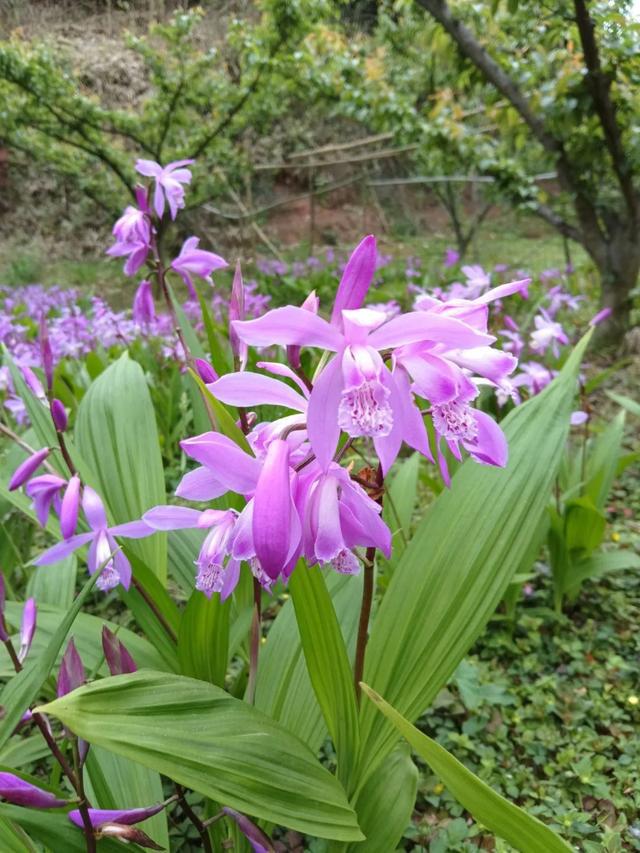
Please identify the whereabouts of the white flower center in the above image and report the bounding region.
[432,401,478,442]
[338,380,393,438]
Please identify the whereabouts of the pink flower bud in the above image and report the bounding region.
[57,638,85,697]
[589,307,612,327]
[101,626,137,676]
[194,358,218,384]
[9,448,49,491]
[59,475,81,539]
[50,399,67,432]
[133,280,156,325]
[18,598,36,664]
[222,807,274,852]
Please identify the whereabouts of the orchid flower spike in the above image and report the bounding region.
[170,237,228,300]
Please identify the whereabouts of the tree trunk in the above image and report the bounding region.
[590,227,640,346]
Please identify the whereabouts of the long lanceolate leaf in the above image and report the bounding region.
[75,353,167,582]
[361,685,572,853]
[38,671,364,843]
[356,333,591,785]
[289,565,360,787]
[0,572,98,751]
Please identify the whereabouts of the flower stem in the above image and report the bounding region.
[175,785,212,853]
[131,577,178,645]
[72,740,96,853]
[245,578,262,705]
[353,546,375,703]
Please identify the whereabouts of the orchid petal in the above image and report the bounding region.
[135,159,162,178]
[233,307,341,350]
[369,312,494,350]
[306,356,343,470]
[82,487,108,531]
[252,440,293,579]
[446,346,517,384]
[256,361,310,398]
[476,278,530,304]
[464,410,508,467]
[180,433,260,493]
[34,533,93,565]
[109,520,153,539]
[143,506,204,530]
[175,467,228,501]
[331,235,377,326]
[210,373,307,412]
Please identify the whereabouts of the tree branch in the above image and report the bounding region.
[573,0,637,220]
[534,202,583,244]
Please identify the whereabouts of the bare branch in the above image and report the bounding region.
[534,203,583,244]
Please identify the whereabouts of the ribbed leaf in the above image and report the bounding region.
[357,334,590,782]
[382,453,420,562]
[26,555,76,609]
[177,590,229,687]
[361,685,571,853]
[345,743,417,853]
[584,410,625,512]
[38,671,363,842]
[256,572,362,753]
[289,566,360,786]
[0,572,98,750]
[568,550,640,592]
[0,815,34,852]
[75,353,166,582]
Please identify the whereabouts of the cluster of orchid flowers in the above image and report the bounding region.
[6,157,532,601]
[0,584,271,851]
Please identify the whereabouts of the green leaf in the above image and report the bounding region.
[26,555,76,609]
[289,565,360,786]
[0,815,35,852]
[357,333,591,783]
[177,589,229,687]
[168,527,202,593]
[345,743,417,853]
[584,411,625,512]
[256,572,362,753]
[564,497,606,556]
[382,453,419,562]
[361,685,572,853]
[85,747,168,851]
[38,671,363,842]
[568,550,640,591]
[0,572,98,751]
[605,390,640,417]
[75,353,167,583]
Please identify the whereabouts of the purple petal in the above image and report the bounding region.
[59,475,81,539]
[312,477,344,563]
[210,373,307,411]
[331,235,377,326]
[135,159,162,178]
[222,807,274,852]
[233,307,341,350]
[590,307,612,327]
[476,278,530,304]
[57,638,84,697]
[0,773,67,809]
[50,399,67,432]
[446,346,517,384]
[306,356,343,470]
[143,506,204,530]
[180,433,260,494]
[112,547,133,590]
[19,598,36,661]
[153,182,164,219]
[464,410,508,467]
[372,369,404,474]
[34,532,94,565]
[82,487,108,532]
[108,520,153,539]
[252,440,293,579]
[175,467,229,501]
[368,312,494,350]
[9,448,49,491]
[399,350,460,404]
[392,367,433,462]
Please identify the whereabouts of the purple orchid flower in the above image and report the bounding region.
[530,309,569,358]
[106,206,152,277]
[34,487,152,591]
[222,807,275,853]
[135,158,194,220]
[443,247,460,268]
[299,461,391,573]
[512,362,556,396]
[101,626,137,675]
[146,432,301,586]
[170,237,228,299]
[25,474,66,527]
[0,773,67,809]
[132,280,156,326]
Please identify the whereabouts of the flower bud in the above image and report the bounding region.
[68,803,166,830]
[39,317,54,391]
[18,598,36,664]
[0,772,67,809]
[589,306,612,327]
[57,638,85,698]
[98,825,163,850]
[133,280,156,325]
[194,358,218,385]
[59,475,81,539]
[101,626,137,676]
[9,448,49,491]
[50,399,67,432]
[222,807,274,852]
